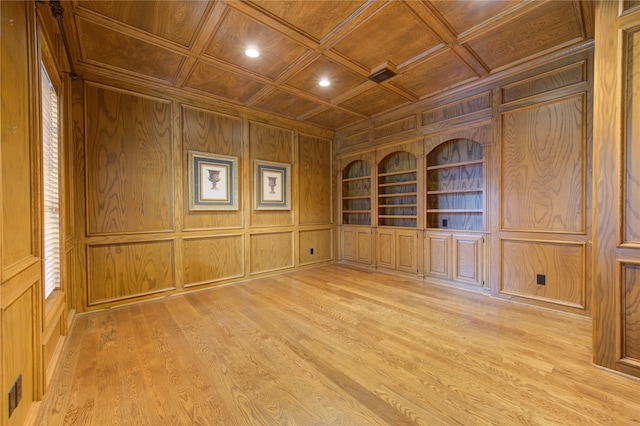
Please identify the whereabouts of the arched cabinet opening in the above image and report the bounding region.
[377,151,418,228]
[341,160,371,226]
[427,139,484,231]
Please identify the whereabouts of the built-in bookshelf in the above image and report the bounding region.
[378,151,417,227]
[427,139,484,231]
[341,160,371,225]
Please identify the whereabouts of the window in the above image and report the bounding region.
[41,63,61,299]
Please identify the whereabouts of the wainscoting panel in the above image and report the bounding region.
[299,229,333,265]
[250,231,294,274]
[501,239,584,308]
[87,239,175,305]
[183,234,244,287]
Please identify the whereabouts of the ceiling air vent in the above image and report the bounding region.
[368,67,396,83]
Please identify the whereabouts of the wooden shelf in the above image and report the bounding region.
[378,192,418,198]
[342,195,371,200]
[342,176,370,183]
[343,210,371,213]
[427,189,482,195]
[427,209,483,213]
[378,169,417,178]
[378,181,417,187]
[378,215,417,219]
[426,159,483,171]
[379,204,417,208]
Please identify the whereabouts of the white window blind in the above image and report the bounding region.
[41,64,61,299]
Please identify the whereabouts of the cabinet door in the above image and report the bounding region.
[425,232,451,279]
[453,234,483,286]
[376,229,396,269]
[341,227,356,261]
[356,228,372,264]
[396,230,417,273]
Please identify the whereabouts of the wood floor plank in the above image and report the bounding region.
[40,265,640,425]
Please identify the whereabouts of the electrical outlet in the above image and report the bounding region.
[310,248,314,255]
[536,274,546,285]
[8,383,16,418]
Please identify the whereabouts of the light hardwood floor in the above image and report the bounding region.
[40,264,640,425]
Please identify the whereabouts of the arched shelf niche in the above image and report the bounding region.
[341,160,371,225]
[426,139,484,231]
[377,151,417,228]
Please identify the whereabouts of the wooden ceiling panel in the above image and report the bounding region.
[247,0,367,41]
[393,50,478,99]
[465,1,584,72]
[429,0,521,36]
[332,2,442,70]
[65,0,594,131]
[77,18,185,82]
[304,107,364,129]
[284,56,369,101]
[339,85,410,117]
[77,0,208,47]
[253,89,324,119]
[203,8,310,80]
[184,61,266,103]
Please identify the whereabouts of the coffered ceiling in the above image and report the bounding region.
[60,0,594,131]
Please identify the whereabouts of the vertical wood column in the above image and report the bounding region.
[593,0,640,376]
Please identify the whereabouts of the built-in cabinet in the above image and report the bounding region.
[376,228,418,273]
[337,47,594,324]
[341,226,373,265]
[340,158,374,266]
[424,139,485,287]
[339,141,483,282]
[425,231,484,287]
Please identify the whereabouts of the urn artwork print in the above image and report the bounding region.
[254,160,291,210]
[188,151,238,211]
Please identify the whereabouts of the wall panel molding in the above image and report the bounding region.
[87,239,176,305]
[182,234,244,287]
[85,82,174,235]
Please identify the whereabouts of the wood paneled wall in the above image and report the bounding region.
[497,82,590,313]
[335,47,592,316]
[592,1,640,378]
[79,81,334,311]
[1,2,40,424]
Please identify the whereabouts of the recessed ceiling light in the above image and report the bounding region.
[319,79,330,87]
[245,48,259,58]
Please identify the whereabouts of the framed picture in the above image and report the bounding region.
[254,160,291,210]
[188,151,238,211]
